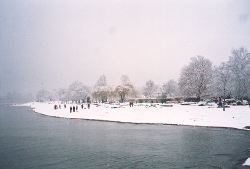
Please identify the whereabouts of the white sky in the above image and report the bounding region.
[0,0,250,95]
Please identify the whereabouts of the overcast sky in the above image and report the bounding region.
[0,0,250,95]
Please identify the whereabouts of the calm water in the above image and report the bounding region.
[0,104,250,169]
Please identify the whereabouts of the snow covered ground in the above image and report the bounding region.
[243,158,250,166]
[20,102,250,130]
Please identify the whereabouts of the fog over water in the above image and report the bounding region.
[0,0,250,96]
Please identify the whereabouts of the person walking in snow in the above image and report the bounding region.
[73,106,75,112]
[87,97,91,109]
[70,106,72,113]
[218,97,222,107]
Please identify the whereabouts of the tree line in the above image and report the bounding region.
[36,47,250,103]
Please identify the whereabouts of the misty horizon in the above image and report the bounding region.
[0,0,250,96]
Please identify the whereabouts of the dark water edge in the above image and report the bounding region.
[0,104,250,169]
[33,111,250,132]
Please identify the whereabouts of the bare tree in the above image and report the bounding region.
[121,75,131,85]
[213,62,232,100]
[36,89,53,102]
[161,79,178,98]
[95,74,107,86]
[115,85,131,103]
[227,47,250,100]
[67,81,89,102]
[56,88,68,101]
[92,75,111,103]
[92,86,112,103]
[179,56,213,101]
[143,80,157,98]
[115,75,136,102]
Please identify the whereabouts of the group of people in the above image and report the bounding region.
[70,105,78,113]
[69,103,91,113]
[54,104,67,110]
[54,103,91,113]
[53,97,92,113]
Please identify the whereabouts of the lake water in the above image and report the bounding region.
[0,104,250,169]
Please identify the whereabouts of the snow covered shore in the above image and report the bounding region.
[243,158,250,166]
[20,102,250,130]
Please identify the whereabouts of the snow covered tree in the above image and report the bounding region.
[92,86,112,103]
[161,80,178,98]
[67,81,89,102]
[179,56,213,101]
[115,75,136,102]
[121,75,131,86]
[92,75,112,103]
[95,74,107,86]
[55,89,66,101]
[36,89,53,102]
[143,80,157,98]
[213,62,232,99]
[227,47,250,100]
[115,85,131,102]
